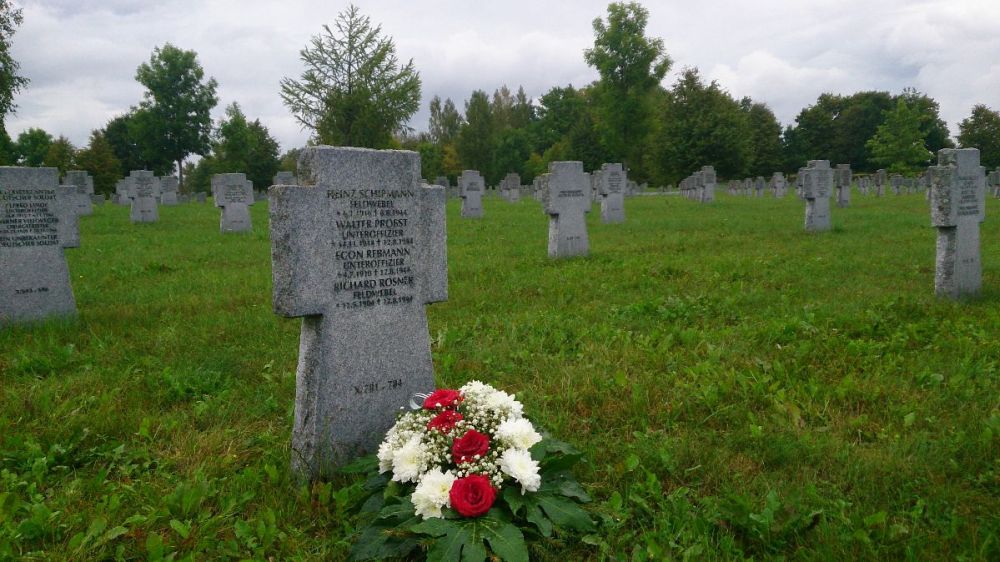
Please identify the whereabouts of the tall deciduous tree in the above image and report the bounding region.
[652,69,749,183]
[428,96,463,144]
[957,104,1000,170]
[584,2,671,176]
[75,130,122,195]
[743,100,784,176]
[43,136,75,177]
[280,4,420,148]
[14,128,52,167]
[456,90,495,181]
[0,124,13,165]
[212,103,281,190]
[866,99,932,174]
[134,43,219,184]
[0,1,29,122]
[103,112,173,176]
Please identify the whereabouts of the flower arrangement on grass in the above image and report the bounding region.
[347,381,593,562]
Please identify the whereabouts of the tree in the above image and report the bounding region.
[510,86,534,130]
[584,2,671,174]
[957,105,1000,170]
[43,136,75,176]
[898,88,953,154]
[492,128,532,179]
[135,43,219,184]
[532,85,587,151]
[866,99,932,174]
[417,141,443,181]
[14,128,53,167]
[208,103,282,189]
[652,69,749,183]
[743,100,783,176]
[0,1,29,122]
[0,123,15,165]
[75,130,122,195]
[456,90,495,181]
[279,148,302,174]
[429,96,463,144]
[280,4,420,148]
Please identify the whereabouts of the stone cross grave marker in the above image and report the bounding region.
[459,170,484,218]
[800,160,833,232]
[62,170,94,216]
[274,171,296,186]
[599,163,626,223]
[890,174,903,195]
[212,173,255,233]
[545,161,591,258]
[1,167,80,325]
[875,169,887,196]
[700,166,716,202]
[835,164,852,208]
[928,148,986,299]
[128,171,159,223]
[270,147,447,480]
[160,176,179,205]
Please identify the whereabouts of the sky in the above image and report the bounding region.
[6,0,1000,154]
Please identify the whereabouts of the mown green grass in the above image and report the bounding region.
[1,192,998,560]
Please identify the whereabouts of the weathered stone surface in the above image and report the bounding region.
[458,170,484,218]
[800,160,833,232]
[62,171,94,216]
[928,148,986,299]
[90,194,105,206]
[599,163,626,223]
[1,167,79,325]
[128,171,160,223]
[545,161,591,258]
[212,173,255,233]
[270,147,447,480]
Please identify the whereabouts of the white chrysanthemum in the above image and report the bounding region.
[499,448,541,494]
[496,418,542,450]
[391,435,427,483]
[377,440,395,474]
[411,468,456,519]
[485,390,524,419]
[460,380,495,401]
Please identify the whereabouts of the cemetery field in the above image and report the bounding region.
[2,194,999,561]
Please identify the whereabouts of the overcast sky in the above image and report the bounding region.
[6,0,1000,153]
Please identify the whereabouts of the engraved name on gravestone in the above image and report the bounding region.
[800,160,833,232]
[928,148,986,299]
[599,163,626,223]
[160,176,179,206]
[545,161,591,258]
[835,164,852,208]
[62,170,94,216]
[1,167,80,325]
[270,147,447,480]
[459,170,484,218]
[128,171,159,223]
[212,173,255,233]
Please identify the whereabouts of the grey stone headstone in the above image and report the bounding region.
[835,164,852,207]
[212,173,255,233]
[700,166,716,202]
[62,171,94,216]
[501,173,521,202]
[128,171,160,223]
[928,148,986,299]
[545,161,591,258]
[800,160,833,232]
[1,167,80,325]
[599,163,626,223]
[458,170,484,218]
[269,146,447,481]
[195,192,207,204]
[433,175,450,189]
[90,194,105,206]
[274,171,297,186]
[160,176,179,205]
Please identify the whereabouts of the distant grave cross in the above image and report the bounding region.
[800,160,833,232]
[128,171,159,223]
[269,147,447,480]
[545,161,591,258]
[459,170,484,218]
[212,173,255,233]
[599,163,626,223]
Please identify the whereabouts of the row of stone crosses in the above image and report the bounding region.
[0,146,993,482]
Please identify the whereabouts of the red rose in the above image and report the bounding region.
[452,429,490,464]
[423,389,462,410]
[427,410,463,433]
[449,474,496,517]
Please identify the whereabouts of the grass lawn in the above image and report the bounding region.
[1,191,997,560]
